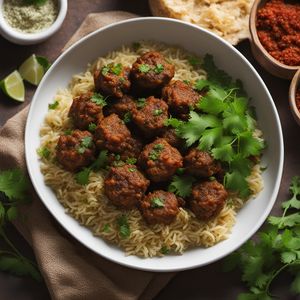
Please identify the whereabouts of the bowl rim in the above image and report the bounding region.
[249,0,299,72]
[25,16,284,272]
[289,69,300,126]
[0,0,67,43]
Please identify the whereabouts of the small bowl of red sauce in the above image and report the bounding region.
[249,0,300,79]
[289,69,300,126]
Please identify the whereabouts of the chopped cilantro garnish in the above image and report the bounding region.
[37,147,50,159]
[48,101,59,110]
[137,98,146,109]
[102,223,110,233]
[183,80,190,85]
[151,197,165,208]
[187,56,201,67]
[149,144,164,161]
[139,64,151,73]
[123,112,132,123]
[101,66,110,76]
[128,167,136,172]
[117,215,130,238]
[81,136,92,148]
[160,246,170,255]
[111,63,122,76]
[64,129,73,135]
[126,158,137,165]
[153,109,163,116]
[168,175,196,197]
[88,123,97,132]
[91,93,107,106]
[154,64,164,74]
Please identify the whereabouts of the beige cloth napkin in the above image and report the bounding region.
[0,11,175,300]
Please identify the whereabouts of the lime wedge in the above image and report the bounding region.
[0,70,25,102]
[19,54,44,86]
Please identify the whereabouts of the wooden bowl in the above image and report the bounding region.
[289,69,300,126]
[249,0,299,79]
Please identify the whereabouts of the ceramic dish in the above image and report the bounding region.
[289,69,300,126]
[0,0,67,45]
[249,0,299,79]
[25,17,284,272]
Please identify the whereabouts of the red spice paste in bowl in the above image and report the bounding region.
[256,0,300,66]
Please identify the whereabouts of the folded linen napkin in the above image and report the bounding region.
[0,11,174,300]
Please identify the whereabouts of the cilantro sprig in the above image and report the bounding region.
[224,176,300,299]
[91,93,107,106]
[166,54,265,198]
[117,215,130,239]
[0,169,41,281]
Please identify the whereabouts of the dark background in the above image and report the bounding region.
[0,1,299,299]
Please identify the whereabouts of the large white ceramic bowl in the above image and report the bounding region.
[25,17,284,272]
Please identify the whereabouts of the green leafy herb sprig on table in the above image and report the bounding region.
[0,169,41,281]
[224,176,300,299]
[166,54,265,199]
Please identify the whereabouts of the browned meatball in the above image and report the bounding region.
[138,138,183,182]
[139,190,179,225]
[104,164,150,209]
[184,148,221,177]
[131,51,175,93]
[160,127,185,149]
[106,95,136,120]
[190,180,228,220]
[94,63,131,98]
[94,113,131,153]
[132,96,168,137]
[56,130,96,172]
[162,80,201,119]
[68,92,104,130]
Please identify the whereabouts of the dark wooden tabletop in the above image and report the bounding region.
[0,1,300,299]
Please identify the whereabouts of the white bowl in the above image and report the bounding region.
[25,17,284,272]
[0,0,67,45]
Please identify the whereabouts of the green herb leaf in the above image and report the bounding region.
[160,246,170,254]
[117,215,130,239]
[102,223,110,233]
[126,158,137,165]
[0,169,29,201]
[91,93,107,106]
[137,98,146,108]
[151,197,165,208]
[6,206,18,222]
[36,56,51,72]
[154,64,164,74]
[153,109,163,116]
[188,56,201,67]
[224,170,250,198]
[168,175,196,197]
[123,112,132,123]
[139,64,151,73]
[37,146,51,159]
[149,143,164,161]
[128,167,136,172]
[75,168,91,185]
[88,123,97,132]
[101,66,110,76]
[48,101,59,110]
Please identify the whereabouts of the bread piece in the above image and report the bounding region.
[149,0,254,45]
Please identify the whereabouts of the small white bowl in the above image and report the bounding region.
[0,0,67,45]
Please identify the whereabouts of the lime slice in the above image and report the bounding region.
[0,70,25,102]
[19,54,44,86]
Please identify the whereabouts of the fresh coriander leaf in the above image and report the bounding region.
[223,114,248,135]
[187,56,201,67]
[132,42,141,51]
[282,176,300,210]
[154,64,164,74]
[101,66,110,76]
[7,206,18,222]
[128,168,136,172]
[281,251,297,263]
[117,215,130,239]
[123,112,132,123]
[48,101,59,110]
[111,64,122,75]
[102,223,110,233]
[88,123,97,132]
[224,170,251,198]
[198,90,226,115]
[151,197,165,208]
[230,154,252,177]
[222,252,240,272]
[91,93,107,106]
[0,169,29,201]
[239,132,264,158]
[81,136,92,148]
[291,272,300,294]
[139,64,151,73]
[149,144,164,161]
[211,143,235,162]
[153,109,163,116]
[242,256,264,286]
[194,79,211,91]
[37,146,50,159]
[198,127,222,151]
[136,98,146,108]
[126,158,137,165]
[0,202,5,224]
[269,213,300,228]
[92,150,108,170]
[75,168,90,185]
[36,56,51,72]
[160,246,170,254]
[164,117,183,129]
[168,175,196,197]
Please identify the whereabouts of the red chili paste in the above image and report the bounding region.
[256,0,300,66]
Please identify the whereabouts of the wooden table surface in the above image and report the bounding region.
[0,1,299,299]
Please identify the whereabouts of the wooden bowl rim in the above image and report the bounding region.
[249,0,299,72]
[289,69,300,125]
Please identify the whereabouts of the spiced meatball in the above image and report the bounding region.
[106,95,136,120]
[56,130,96,172]
[184,148,221,177]
[162,80,201,119]
[104,164,150,209]
[138,138,183,182]
[94,113,131,153]
[94,63,131,98]
[132,96,168,137]
[139,190,179,225]
[68,92,104,130]
[131,51,175,93]
[190,180,228,220]
[121,137,143,160]
[160,127,185,149]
